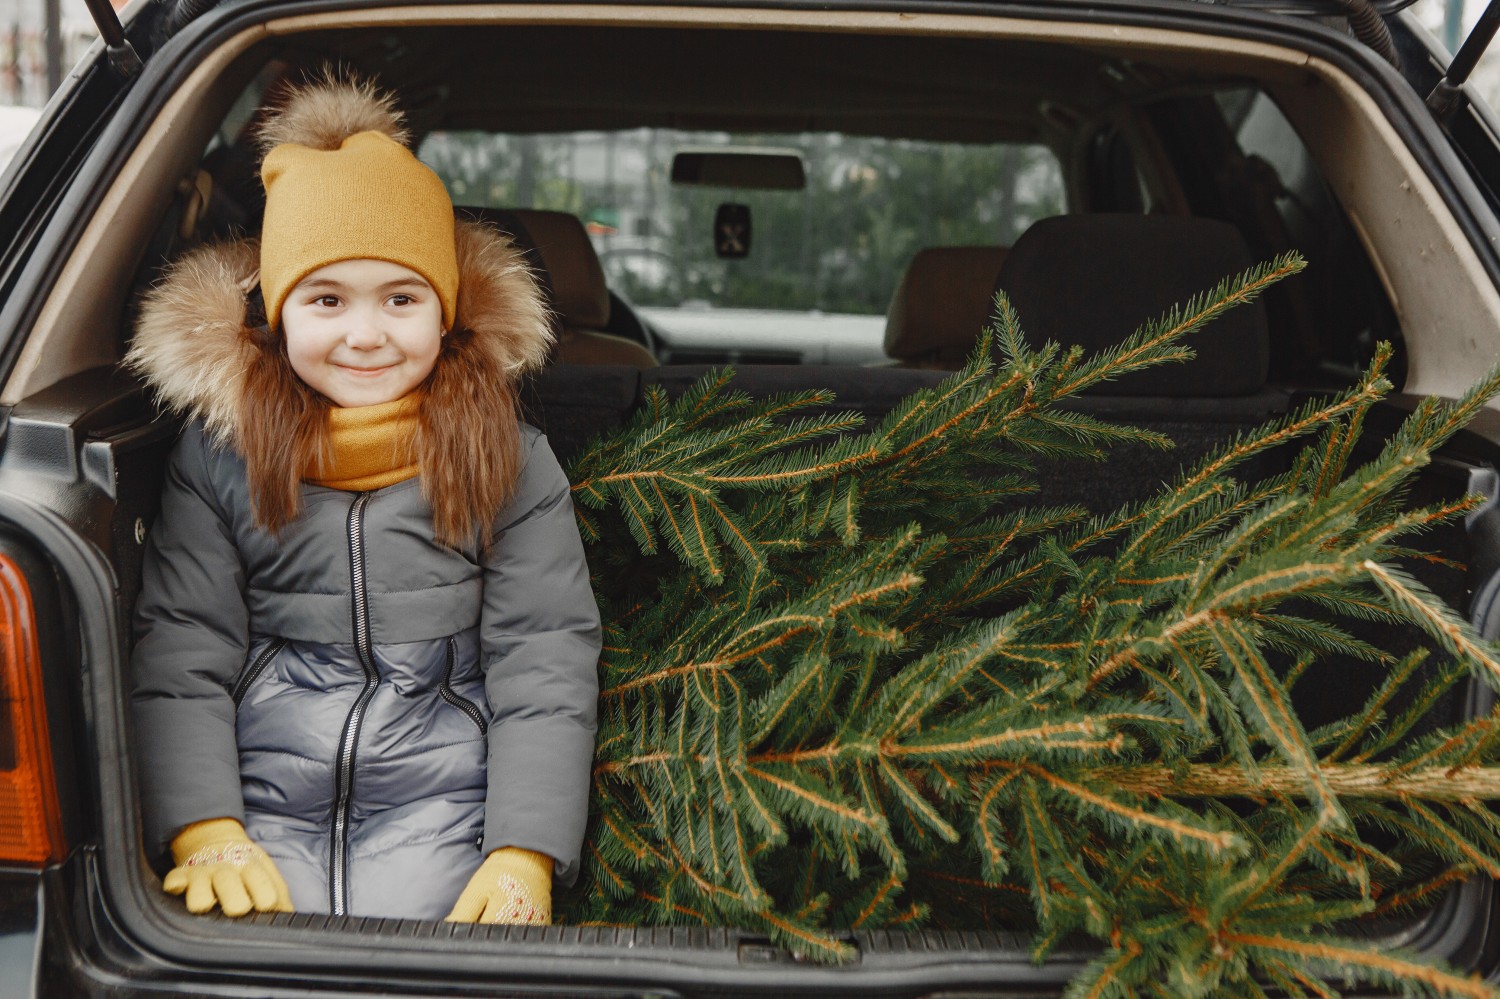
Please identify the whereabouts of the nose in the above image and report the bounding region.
[342,304,387,349]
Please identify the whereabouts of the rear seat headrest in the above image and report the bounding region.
[995,214,1269,397]
[885,247,1009,366]
[506,209,611,330]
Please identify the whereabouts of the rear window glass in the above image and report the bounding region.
[419,129,1064,317]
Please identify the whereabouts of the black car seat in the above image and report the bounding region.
[996,214,1271,399]
[992,213,1290,514]
[456,206,649,464]
[995,214,1478,772]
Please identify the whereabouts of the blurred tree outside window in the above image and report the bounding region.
[0,0,99,107]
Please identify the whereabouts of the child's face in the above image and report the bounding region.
[281,258,444,408]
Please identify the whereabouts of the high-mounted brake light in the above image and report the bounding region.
[0,553,63,864]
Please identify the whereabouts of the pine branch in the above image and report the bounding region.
[1097,762,1500,800]
[560,250,1500,994]
[1216,934,1494,999]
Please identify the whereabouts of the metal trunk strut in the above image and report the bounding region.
[1429,0,1500,121]
[78,0,142,78]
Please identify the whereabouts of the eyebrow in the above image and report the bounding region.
[377,278,431,293]
[296,278,431,293]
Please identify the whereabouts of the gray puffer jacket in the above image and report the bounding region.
[126,224,600,920]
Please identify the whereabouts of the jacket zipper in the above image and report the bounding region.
[330,492,379,916]
[232,637,288,707]
[438,636,487,737]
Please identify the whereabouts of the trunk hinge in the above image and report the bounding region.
[1428,0,1500,122]
[80,0,142,80]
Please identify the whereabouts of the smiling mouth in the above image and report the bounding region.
[336,364,396,376]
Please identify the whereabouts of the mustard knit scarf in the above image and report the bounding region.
[306,394,422,491]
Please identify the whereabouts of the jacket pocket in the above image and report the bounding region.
[437,636,487,738]
[232,637,288,707]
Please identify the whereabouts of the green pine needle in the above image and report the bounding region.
[559,251,1500,996]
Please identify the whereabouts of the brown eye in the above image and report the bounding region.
[390,294,415,307]
[315,295,340,308]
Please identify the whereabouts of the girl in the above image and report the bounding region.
[126,76,600,925]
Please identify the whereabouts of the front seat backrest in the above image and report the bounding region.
[884,246,1009,368]
[995,214,1269,396]
[508,209,657,370]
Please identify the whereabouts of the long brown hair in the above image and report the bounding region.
[236,322,523,551]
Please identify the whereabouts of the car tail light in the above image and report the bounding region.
[0,553,63,864]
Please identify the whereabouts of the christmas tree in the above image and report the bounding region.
[557,251,1500,997]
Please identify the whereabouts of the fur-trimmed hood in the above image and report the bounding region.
[127,74,552,547]
[126,220,551,548]
[125,220,552,447]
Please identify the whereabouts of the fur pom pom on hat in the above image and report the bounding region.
[254,75,410,154]
[257,75,457,331]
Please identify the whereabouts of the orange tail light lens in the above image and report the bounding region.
[0,553,64,864]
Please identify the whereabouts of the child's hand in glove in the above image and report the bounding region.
[445,847,552,925]
[164,817,294,916]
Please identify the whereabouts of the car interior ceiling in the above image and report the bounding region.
[8,17,1490,411]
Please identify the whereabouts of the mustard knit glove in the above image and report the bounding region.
[445,847,553,925]
[163,817,294,916]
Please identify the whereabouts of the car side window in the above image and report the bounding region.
[1141,88,1400,385]
[1220,89,1403,383]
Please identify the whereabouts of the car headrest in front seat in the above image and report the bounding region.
[457,206,655,369]
[456,205,561,333]
[884,246,1009,368]
[505,209,612,330]
[995,214,1270,396]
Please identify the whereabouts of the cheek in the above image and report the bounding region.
[280,321,331,383]
[404,338,442,384]
[285,351,320,390]
[398,315,445,380]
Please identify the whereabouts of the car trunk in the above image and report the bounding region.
[7,1,1500,995]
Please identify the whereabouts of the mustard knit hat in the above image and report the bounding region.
[257,78,458,331]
